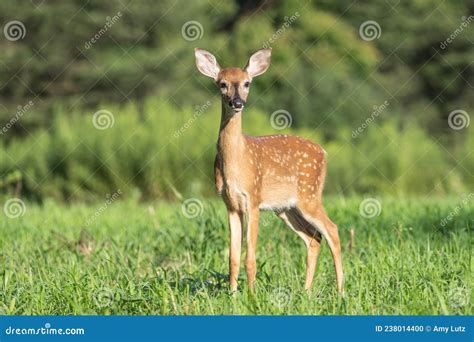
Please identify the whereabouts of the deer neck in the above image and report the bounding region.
[217,103,245,166]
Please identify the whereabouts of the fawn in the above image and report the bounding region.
[194,47,344,294]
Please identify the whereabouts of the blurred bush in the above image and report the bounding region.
[0,0,472,200]
[0,97,471,201]
[0,1,472,134]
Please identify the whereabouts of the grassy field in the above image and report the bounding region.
[0,196,472,315]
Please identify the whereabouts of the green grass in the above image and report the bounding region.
[0,196,472,315]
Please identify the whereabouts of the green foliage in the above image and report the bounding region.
[0,1,472,200]
[0,98,471,201]
[0,1,472,134]
[0,197,471,314]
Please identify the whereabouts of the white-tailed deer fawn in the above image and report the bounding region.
[195,47,344,294]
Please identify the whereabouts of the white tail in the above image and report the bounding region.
[195,48,343,294]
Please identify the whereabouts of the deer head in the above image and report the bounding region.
[194,48,272,114]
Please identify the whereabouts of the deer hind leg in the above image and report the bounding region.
[296,203,344,295]
[277,209,322,290]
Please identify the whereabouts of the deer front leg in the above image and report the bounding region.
[214,155,224,194]
[228,210,243,291]
[245,206,260,291]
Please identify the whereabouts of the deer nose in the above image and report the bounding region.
[230,98,244,109]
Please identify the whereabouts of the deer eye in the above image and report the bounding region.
[219,82,226,89]
[244,81,250,88]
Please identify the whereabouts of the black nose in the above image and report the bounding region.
[230,98,243,109]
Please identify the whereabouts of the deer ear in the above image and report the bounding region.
[194,48,221,80]
[245,48,272,78]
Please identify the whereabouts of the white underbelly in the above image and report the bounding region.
[259,198,297,211]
